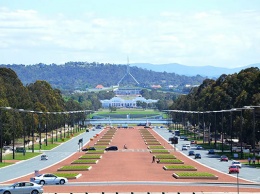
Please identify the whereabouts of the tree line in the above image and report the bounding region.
[169,67,260,150]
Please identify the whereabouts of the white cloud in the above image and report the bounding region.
[0,7,260,67]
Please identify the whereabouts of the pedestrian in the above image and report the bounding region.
[152,155,155,163]
[156,158,160,163]
[124,144,127,149]
[248,157,251,164]
[252,157,255,165]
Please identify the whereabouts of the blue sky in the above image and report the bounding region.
[1,0,260,68]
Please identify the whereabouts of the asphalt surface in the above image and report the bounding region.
[1,126,260,186]
[154,127,260,183]
[0,128,102,183]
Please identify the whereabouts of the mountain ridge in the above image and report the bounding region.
[131,63,260,77]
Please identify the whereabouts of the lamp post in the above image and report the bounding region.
[0,107,12,162]
[244,106,260,157]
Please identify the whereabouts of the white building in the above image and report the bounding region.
[100,96,158,108]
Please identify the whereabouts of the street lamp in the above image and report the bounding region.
[0,107,12,163]
[244,106,260,157]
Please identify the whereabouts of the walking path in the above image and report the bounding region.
[2,126,260,193]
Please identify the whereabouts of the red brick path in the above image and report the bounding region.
[5,127,260,193]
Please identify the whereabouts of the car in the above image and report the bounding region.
[229,165,239,174]
[82,147,96,151]
[220,155,229,162]
[183,137,189,141]
[185,143,191,148]
[30,173,68,185]
[182,145,188,150]
[195,153,201,159]
[188,150,195,156]
[190,140,196,144]
[105,146,118,151]
[232,161,242,168]
[40,154,48,160]
[196,145,203,150]
[0,181,43,194]
[208,149,215,154]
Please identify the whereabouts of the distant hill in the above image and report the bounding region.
[0,62,206,92]
[131,63,260,77]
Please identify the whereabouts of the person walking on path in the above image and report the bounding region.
[248,157,251,164]
[152,155,155,163]
[252,157,256,165]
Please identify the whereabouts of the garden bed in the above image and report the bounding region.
[154,154,176,159]
[58,165,92,171]
[172,172,218,179]
[80,155,102,159]
[72,159,98,164]
[158,159,184,164]
[163,165,197,171]
[150,149,169,154]
[53,173,81,179]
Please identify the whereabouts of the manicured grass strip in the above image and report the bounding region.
[72,159,98,164]
[145,142,161,145]
[93,145,107,149]
[150,149,169,153]
[148,146,165,149]
[163,165,197,171]
[154,154,176,159]
[95,142,110,145]
[173,172,218,179]
[4,152,41,160]
[86,150,105,154]
[0,162,14,168]
[80,155,102,159]
[53,173,79,179]
[159,159,184,164]
[58,165,91,171]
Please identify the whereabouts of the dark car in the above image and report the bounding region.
[82,147,96,151]
[220,155,229,162]
[195,153,201,159]
[105,146,118,151]
[188,150,195,156]
[208,149,215,154]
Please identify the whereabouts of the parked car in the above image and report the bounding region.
[188,150,195,156]
[220,155,229,162]
[195,153,201,159]
[229,165,239,174]
[82,147,96,151]
[40,154,48,160]
[30,173,68,185]
[105,146,118,151]
[232,161,242,168]
[182,145,188,150]
[208,149,215,154]
[0,181,43,194]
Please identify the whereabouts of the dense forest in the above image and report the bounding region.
[170,67,260,150]
[0,62,206,92]
[0,68,85,145]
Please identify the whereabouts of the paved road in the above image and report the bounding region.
[0,128,102,183]
[1,126,260,185]
[154,127,260,183]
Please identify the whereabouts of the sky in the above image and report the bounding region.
[0,0,260,68]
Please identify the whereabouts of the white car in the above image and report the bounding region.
[40,154,48,160]
[232,161,242,168]
[30,173,68,185]
[0,181,43,194]
[182,145,188,150]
